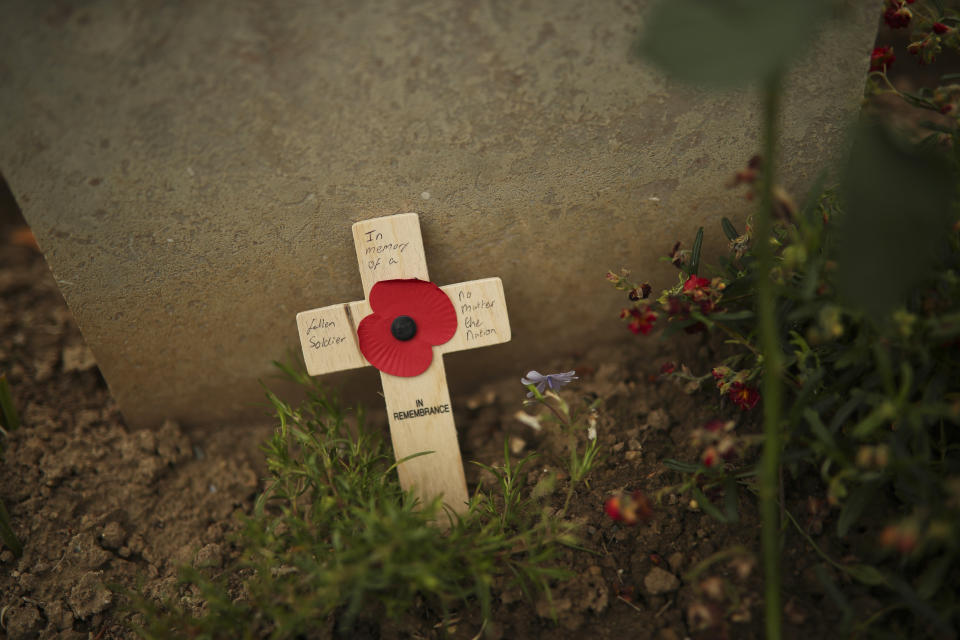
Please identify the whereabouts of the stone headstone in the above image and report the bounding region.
[0,1,877,429]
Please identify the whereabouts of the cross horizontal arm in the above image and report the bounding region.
[296,277,510,377]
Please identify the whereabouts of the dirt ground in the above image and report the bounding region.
[0,186,877,640]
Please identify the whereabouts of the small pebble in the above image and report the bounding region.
[644,567,680,595]
[667,552,683,573]
[647,408,670,430]
[195,543,224,569]
[99,521,126,550]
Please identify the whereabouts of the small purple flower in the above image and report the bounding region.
[521,370,578,397]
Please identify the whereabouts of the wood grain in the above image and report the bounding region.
[438,278,511,354]
[296,212,512,515]
[352,213,428,296]
[379,356,469,513]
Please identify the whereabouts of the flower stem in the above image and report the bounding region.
[756,71,784,640]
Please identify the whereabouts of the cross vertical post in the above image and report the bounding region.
[295,213,511,514]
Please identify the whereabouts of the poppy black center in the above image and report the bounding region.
[390,315,417,341]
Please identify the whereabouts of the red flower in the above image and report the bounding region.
[933,22,950,35]
[664,295,690,316]
[728,382,760,410]
[660,362,676,375]
[623,306,658,335]
[884,6,911,29]
[604,490,653,525]
[870,45,895,72]
[357,279,457,377]
[702,446,719,468]
[683,274,710,293]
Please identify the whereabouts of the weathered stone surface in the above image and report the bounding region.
[0,1,877,429]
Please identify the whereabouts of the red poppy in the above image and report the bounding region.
[357,279,458,377]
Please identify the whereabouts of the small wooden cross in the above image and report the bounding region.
[295,213,511,514]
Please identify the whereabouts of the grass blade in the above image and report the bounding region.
[0,497,22,558]
[0,374,19,433]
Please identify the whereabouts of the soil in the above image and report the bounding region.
[0,194,875,640]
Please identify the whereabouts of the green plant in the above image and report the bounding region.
[126,363,579,638]
[520,371,602,511]
[623,1,960,636]
[637,1,834,635]
[613,143,960,637]
[0,374,22,558]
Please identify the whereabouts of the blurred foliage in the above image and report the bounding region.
[622,0,960,636]
[639,0,831,87]
[613,129,960,635]
[837,123,956,317]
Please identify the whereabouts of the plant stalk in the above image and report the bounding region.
[756,71,784,640]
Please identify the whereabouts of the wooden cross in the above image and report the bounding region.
[295,213,511,514]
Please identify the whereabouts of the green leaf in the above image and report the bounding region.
[887,575,954,636]
[721,217,739,241]
[0,374,19,433]
[836,123,956,318]
[530,471,557,500]
[689,226,704,275]
[804,408,836,448]
[0,498,22,558]
[663,458,701,473]
[836,483,874,538]
[917,555,953,600]
[814,564,854,628]
[851,401,897,439]
[691,487,729,523]
[723,477,740,523]
[843,564,886,586]
[710,310,755,322]
[638,0,831,87]
[689,310,715,329]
